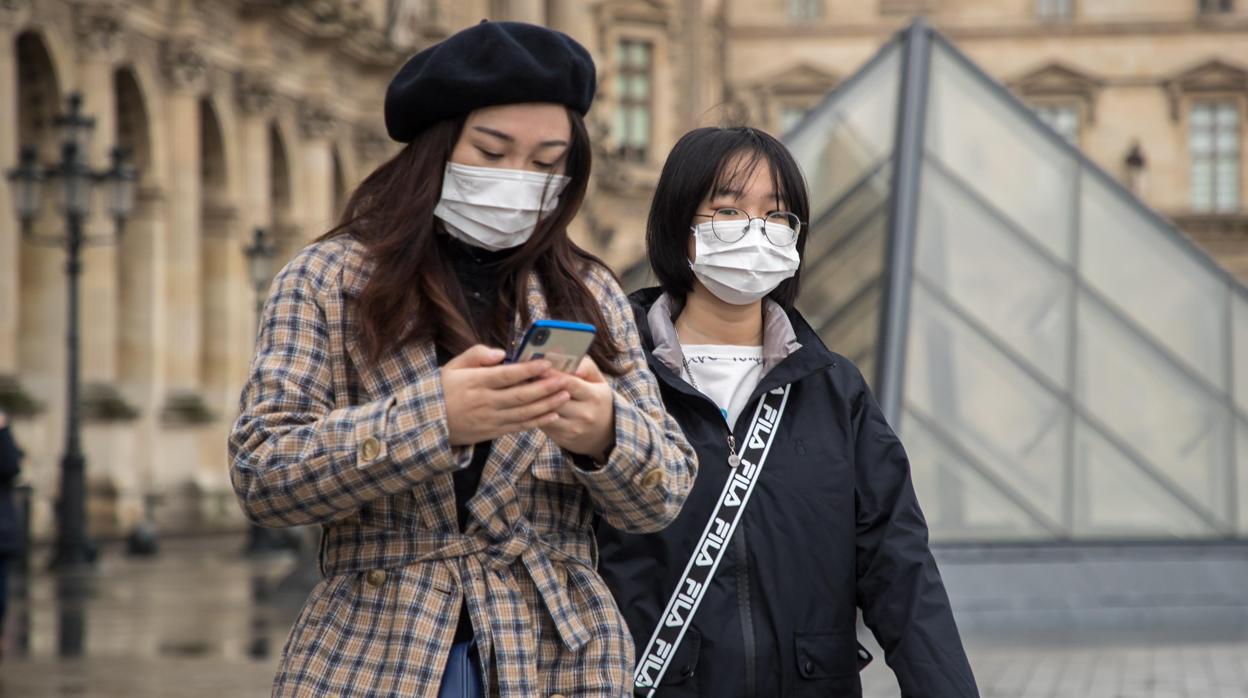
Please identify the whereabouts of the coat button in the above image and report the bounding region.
[803,659,815,675]
[365,569,386,587]
[359,436,382,462]
[640,468,665,490]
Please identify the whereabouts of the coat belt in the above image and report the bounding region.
[319,522,594,651]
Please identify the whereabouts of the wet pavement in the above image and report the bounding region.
[0,535,1244,697]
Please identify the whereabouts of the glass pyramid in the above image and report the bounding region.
[788,21,1248,542]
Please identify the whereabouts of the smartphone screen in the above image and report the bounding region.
[512,320,596,373]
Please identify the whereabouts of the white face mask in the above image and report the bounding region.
[689,219,801,305]
[433,162,571,251]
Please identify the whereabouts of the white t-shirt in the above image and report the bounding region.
[680,344,766,427]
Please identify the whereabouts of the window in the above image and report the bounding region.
[1033,103,1080,145]
[615,39,653,162]
[1189,101,1240,212]
[1036,0,1073,20]
[1198,0,1233,14]
[780,105,810,133]
[789,0,823,21]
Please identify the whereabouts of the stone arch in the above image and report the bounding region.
[13,29,66,540]
[269,121,298,265]
[15,30,65,398]
[332,145,347,223]
[114,66,156,392]
[198,97,235,399]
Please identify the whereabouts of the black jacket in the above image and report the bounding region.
[596,289,978,697]
[0,421,23,555]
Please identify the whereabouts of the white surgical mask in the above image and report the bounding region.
[689,220,800,305]
[434,162,571,251]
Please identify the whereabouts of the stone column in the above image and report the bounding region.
[0,25,19,376]
[547,0,594,40]
[298,99,338,247]
[234,70,275,352]
[505,0,545,25]
[72,2,124,388]
[159,37,207,401]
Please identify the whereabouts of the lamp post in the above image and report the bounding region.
[243,227,277,323]
[7,93,137,568]
[241,227,285,556]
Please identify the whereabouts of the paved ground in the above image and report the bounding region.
[0,535,1244,697]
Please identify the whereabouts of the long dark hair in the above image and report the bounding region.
[321,108,624,375]
[646,127,811,308]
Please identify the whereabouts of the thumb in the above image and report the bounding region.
[575,356,606,384]
[445,344,506,370]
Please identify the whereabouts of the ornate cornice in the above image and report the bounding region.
[235,69,277,116]
[298,99,337,140]
[160,36,208,92]
[71,0,125,56]
[354,125,393,162]
[1009,62,1105,122]
[0,0,32,28]
[1163,58,1248,120]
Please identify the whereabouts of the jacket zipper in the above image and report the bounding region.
[669,367,758,695]
[725,428,755,698]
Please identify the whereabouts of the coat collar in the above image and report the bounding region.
[629,286,838,403]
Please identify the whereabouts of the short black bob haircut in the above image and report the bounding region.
[645,126,810,309]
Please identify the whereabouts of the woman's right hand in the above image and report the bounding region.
[441,345,572,446]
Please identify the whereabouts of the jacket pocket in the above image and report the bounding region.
[794,631,858,680]
[658,626,702,686]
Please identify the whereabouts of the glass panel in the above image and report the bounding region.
[1215,102,1238,127]
[1072,420,1213,537]
[1239,420,1248,535]
[1080,171,1228,386]
[819,283,880,384]
[612,108,627,147]
[628,109,650,146]
[803,208,886,323]
[780,107,807,134]
[916,160,1071,385]
[925,43,1078,261]
[905,292,1066,526]
[1076,297,1231,523]
[787,43,899,216]
[635,75,653,99]
[902,408,1050,541]
[1235,291,1248,415]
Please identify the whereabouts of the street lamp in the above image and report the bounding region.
[7,92,138,568]
[241,227,286,556]
[243,227,277,320]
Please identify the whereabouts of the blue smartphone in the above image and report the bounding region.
[510,319,597,373]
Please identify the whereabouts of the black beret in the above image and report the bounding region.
[384,21,597,143]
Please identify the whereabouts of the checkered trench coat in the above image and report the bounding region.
[228,236,697,697]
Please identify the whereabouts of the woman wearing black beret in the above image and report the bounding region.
[228,21,697,698]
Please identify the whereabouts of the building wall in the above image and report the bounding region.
[2,0,1245,540]
[722,0,1248,280]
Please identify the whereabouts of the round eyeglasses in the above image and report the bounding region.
[693,208,802,246]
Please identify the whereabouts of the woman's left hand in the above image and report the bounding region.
[540,356,616,462]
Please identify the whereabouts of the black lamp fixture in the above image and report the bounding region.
[7,92,138,568]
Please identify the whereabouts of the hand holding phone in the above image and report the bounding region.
[441,345,571,446]
[540,355,616,463]
[510,320,596,373]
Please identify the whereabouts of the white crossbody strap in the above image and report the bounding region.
[632,385,791,696]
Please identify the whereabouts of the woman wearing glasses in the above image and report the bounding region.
[596,127,978,697]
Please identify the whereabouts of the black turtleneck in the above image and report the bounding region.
[435,232,512,644]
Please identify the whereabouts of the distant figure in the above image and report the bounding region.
[0,409,24,660]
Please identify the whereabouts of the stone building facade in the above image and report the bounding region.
[2,0,1245,539]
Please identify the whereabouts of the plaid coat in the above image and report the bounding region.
[228,237,697,697]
